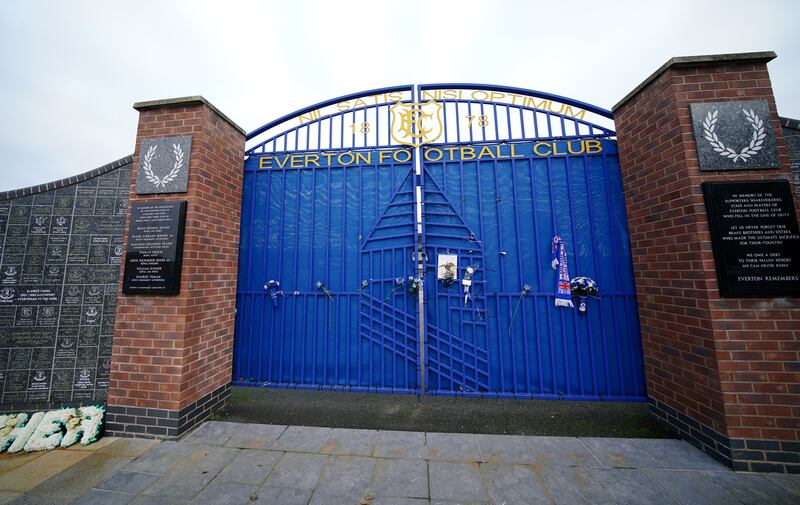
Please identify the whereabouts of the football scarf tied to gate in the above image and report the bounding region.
[551,236,574,308]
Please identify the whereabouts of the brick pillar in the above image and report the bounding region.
[106,97,245,438]
[613,52,800,473]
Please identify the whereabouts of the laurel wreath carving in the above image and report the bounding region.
[142,143,184,188]
[702,109,766,162]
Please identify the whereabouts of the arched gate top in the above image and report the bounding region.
[246,84,615,155]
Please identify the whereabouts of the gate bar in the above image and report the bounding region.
[413,85,427,400]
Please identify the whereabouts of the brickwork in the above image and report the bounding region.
[614,53,800,473]
[108,97,245,437]
[105,383,230,438]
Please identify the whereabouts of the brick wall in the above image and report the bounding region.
[613,53,800,473]
[107,97,245,438]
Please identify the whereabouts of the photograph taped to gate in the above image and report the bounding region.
[437,254,458,281]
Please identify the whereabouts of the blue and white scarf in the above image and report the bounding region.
[551,236,573,308]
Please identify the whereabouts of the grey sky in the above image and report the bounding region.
[0,0,796,192]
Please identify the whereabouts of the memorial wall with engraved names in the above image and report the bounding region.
[0,159,131,409]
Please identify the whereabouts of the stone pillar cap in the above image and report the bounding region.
[612,51,777,113]
[133,95,245,135]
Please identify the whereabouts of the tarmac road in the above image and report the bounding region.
[219,386,673,438]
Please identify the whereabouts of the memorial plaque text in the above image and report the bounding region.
[703,180,800,297]
[122,201,187,295]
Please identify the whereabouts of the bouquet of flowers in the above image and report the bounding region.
[407,276,423,296]
[264,280,283,307]
[569,277,598,313]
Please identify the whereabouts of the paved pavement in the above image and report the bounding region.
[0,421,799,504]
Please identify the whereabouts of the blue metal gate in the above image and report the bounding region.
[234,84,646,400]
[235,148,420,392]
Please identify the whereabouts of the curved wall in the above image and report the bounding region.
[0,156,131,412]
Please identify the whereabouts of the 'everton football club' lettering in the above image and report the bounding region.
[251,139,608,170]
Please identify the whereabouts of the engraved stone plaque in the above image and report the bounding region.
[691,100,779,171]
[135,136,192,194]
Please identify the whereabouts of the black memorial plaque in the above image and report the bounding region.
[122,201,187,295]
[702,180,800,297]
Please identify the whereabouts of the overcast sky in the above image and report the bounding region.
[0,0,796,192]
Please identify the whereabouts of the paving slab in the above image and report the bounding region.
[373,430,426,459]
[270,425,331,452]
[587,467,677,505]
[480,463,550,505]
[65,436,118,452]
[528,436,601,467]
[253,485,312,505]
[188,480,258,505]
[538,465,614,505]
[123,441,196,474]
[222,423,287,450]
[215,449,282,485]
[767,473,800,499]
[19,454,130,500]
[0,453,44,475]
[72,489,136,505]
[429,462,487,502]
[372,498,428,505]
[263,452,328,490]
[129,495,188,505]
[320,428,378,456]
[703,470,798,505]
[140,472,211,500]
[95,438,159,458]
[7,494,64,505]
[0,450,90,492]
[373,458,428,499]
[645,469,738,505]
[430,500,489,505]
[309,455,376,505]
[475,434,532,464]
[582,437,665,468]
[8,493,58,505]
[95,471,162,494]
[182,421,242,446]
[634,439,727,471]
[0,492,19,505]
[168,444,238,475]
[141,445,237,499]
[427,433,480,462]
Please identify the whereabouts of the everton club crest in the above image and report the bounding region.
[390,100,443,147]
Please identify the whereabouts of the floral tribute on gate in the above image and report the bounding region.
[264,280,283,307]
[407,276,423,296]
[570,276,598,313]
[0,405,104,453]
